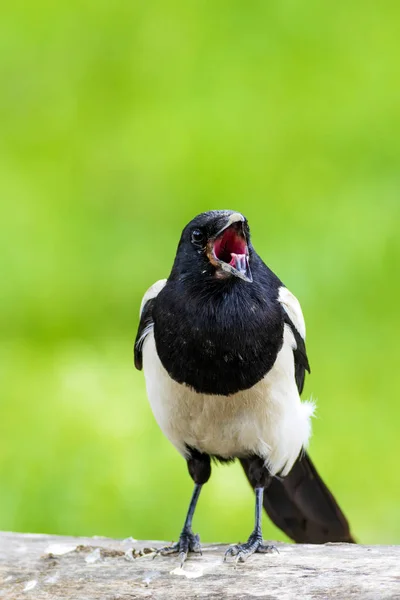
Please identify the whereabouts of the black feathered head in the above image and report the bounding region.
[170,210,253,283]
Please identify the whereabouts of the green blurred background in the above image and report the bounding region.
[1,1,399,545]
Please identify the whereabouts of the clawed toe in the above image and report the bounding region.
[154,530,202,566]
[224,544,240,559]
[257,543,279,554]
[224,532,278,563]
[154,542,180,557]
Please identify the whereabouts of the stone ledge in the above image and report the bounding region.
[0,532,399,599]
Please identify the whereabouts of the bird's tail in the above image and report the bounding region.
[241,452,355,543]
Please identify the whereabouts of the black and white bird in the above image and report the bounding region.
[134,210,354,564]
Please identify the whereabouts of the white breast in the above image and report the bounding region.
[142,326,314,476]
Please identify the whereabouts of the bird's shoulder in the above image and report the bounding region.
[278,286,306,339]
[139,279,167,316]
[255,255,310,394]
[277,285,310,394]
[134,279,167,370]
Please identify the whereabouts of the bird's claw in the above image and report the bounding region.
[154,530,202,567]
[224,531,278,563]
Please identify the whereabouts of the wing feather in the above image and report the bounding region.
[278,286,310,394]
[134,279,166,370]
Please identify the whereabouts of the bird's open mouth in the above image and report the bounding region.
[207,221,252,282]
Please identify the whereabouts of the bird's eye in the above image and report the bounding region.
[191,229,204,245]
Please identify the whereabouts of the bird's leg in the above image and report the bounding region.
[225,456,277,563]
[155,450,211,566]
[155,483,203,566]
[224,488,277,562]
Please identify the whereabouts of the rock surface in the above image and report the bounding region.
[0,532,399,599]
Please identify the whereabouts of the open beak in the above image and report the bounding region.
[206,213,252,282]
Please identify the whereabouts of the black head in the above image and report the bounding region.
[170,210,253,283]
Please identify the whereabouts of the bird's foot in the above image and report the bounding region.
[154,529,202,567]
[224,530,278,563]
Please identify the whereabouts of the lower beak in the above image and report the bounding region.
[229,253,252,282]
[230,252,249,276]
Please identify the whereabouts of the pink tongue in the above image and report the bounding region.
[230,253,247,272]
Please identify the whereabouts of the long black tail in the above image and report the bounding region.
[241,452,355,543]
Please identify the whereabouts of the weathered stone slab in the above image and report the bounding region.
[0,532,399,599]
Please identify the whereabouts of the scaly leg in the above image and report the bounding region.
[224,487,277,562]
[155,450,211,566]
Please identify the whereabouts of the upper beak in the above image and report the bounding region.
[207,213,252,283]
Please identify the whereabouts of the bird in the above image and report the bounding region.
[134,209,354,565]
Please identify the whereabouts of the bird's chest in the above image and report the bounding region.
[153,293,283,396]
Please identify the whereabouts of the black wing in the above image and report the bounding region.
[134,297,156,370]
[283,312,310,394]
[134,279,166,370]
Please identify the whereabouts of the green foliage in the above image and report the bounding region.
[1,1,399,544]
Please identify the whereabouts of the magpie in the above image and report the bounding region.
[134,210,354,564]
